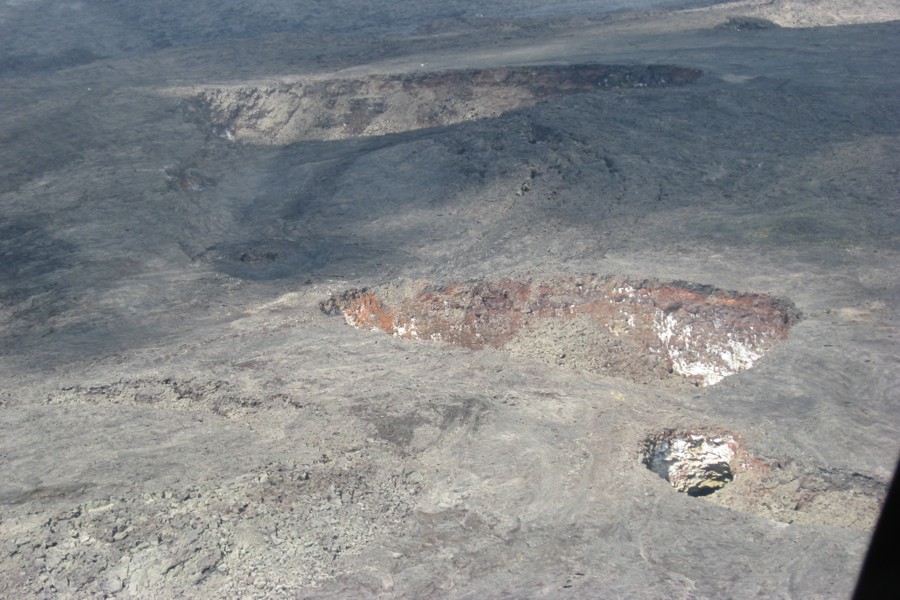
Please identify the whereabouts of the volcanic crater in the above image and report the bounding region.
[186,64,703,144]
[323,275,799,386]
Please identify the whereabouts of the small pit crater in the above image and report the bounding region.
[641,429,887,528]
[323,275,799,386]
[643,430,737,497]
[185,64,703,144]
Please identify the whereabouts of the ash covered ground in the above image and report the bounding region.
[1,1,899,598]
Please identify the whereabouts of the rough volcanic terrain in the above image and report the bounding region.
[1,1,899,598]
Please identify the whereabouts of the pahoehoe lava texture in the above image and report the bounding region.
[323,275,799,386]
[187,64,703,144]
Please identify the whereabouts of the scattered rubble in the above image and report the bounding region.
[1,461,421,597]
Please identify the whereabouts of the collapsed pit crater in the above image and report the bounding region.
[641,429,887,528]
[186,64,702,144]
[322,275,799,386]
[643,430,737,497]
